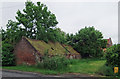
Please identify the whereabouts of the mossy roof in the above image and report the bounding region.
[62,44,80,55]
[25,37,79,56]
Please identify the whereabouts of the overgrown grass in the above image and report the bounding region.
[68,58,106,75]
[2,58,114,76]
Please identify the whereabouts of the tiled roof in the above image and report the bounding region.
[105,38,112,47]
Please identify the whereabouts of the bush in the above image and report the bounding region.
[105,44,120,76]
[105,44,120,67]
[36,55,70,70]
[2,42,15,66]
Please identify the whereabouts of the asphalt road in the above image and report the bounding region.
[1,69,102,79]
[2,70,40,77]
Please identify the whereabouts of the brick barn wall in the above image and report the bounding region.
[14,38,36,65]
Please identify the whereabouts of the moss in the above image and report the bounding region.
[26,37,79,56]
[62,44,79,55]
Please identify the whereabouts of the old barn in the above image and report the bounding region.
[14,36,81,65]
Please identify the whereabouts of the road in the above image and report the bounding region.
[1,69,101,79]
[2,70,40,77]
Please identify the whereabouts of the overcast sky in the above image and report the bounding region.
[0,0,118,44]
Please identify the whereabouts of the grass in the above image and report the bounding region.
[68,58,106,75]
[2,65,60,75]
[2,58,111,76]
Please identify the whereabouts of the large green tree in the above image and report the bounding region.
[69,26,107,58]
[2,1,58,44]
[16,1,58,40]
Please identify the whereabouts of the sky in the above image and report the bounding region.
[0,0,119,44]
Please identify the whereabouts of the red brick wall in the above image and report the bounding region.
[14,38,36,65]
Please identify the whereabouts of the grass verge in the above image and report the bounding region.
[2,58,112,75]
[68,58,106,75]
[2,65,62,75]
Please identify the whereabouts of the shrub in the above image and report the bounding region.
[105,44,120,75]
[36,55,70,70]
[2,42,15,66]
[105,44,120,67]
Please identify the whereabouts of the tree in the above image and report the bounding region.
[71,26,107,58]
[2,20,25,45]
[66,33,75,46]
[3,1,58,45]
[15,1,58,40]
[51,28,66,43]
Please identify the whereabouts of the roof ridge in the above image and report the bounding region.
[61,44,71,54]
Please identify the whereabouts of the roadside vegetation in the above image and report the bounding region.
[105,44,120,76]
[3,58,107,75]
[1,1,119,77]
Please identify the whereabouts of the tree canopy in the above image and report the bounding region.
[67,26,107,58]
[2,1,59,45]
[16,1,58,38]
